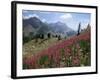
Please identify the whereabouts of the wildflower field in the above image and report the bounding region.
[23,31,91,69]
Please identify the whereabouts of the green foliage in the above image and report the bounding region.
[65,56,72,67]
[48,33,51,38]
[79,40,91,66]
[29,32,34,39]
[23,32,34,44]
[58,35,61,40]
[23,64,29,69]
[72,45,78,56]
[39,55,49,65]
[79,40,90,55]
[23,36,31,44]
[40,34,44,39]
[60,48,65,57]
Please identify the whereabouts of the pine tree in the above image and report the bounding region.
[48,33,51,38]
[77,23,81,36]
[41,34,44,39]
[58,35,61,40]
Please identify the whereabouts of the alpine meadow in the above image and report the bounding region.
[22,10,91,69]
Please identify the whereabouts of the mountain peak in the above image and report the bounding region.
[55,21,67,27]
[29,17,40,21]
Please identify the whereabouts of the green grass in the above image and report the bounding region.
[23,38,63,55]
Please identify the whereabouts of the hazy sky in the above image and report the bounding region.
[22,10,91,31]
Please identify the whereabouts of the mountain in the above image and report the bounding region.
[23,17,76,38]
[23,17,50,37]
[23,17,42,29]
[49,21,74,34]
[23,24,35,37]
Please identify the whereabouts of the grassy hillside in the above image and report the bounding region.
[23,30,91,69]
[23,38,63,55]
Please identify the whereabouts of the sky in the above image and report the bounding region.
[22,10,91,31]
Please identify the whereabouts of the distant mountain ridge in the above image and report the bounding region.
[23,17,76,37]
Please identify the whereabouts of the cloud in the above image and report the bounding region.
[39,12,51,14]
[60,14,72,20]
[23,10,29,14]
[23,14,40,19]
[42,19,46,22]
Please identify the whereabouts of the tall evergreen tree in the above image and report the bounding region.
[48,33,51,38]
[77,22,81,36]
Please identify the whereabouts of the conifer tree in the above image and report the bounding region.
[77,22,81,36]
